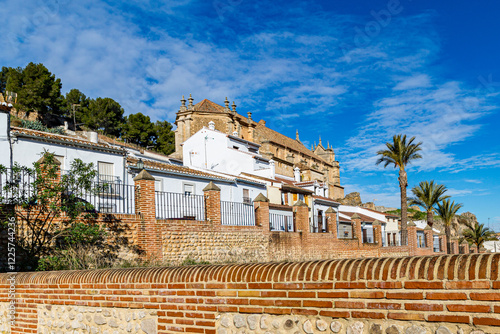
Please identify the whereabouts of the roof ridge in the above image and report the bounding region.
[193,99,226,112]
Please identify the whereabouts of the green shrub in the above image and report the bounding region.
[21,119,64,135]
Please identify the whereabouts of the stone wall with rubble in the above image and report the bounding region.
[37,305,157,333]
[0,302,10,334]
[162,229,269,265]
[1,254,499,334]
[217,313,487,334]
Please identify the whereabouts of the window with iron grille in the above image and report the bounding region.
[243,189,251,204]
[183,183,194,196]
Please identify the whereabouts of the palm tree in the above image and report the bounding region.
[409,180,449,228]
[436,199,463,254]
[462,222,497,250]
[376,134,422,241]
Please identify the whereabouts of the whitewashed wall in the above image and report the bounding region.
[0,112,10,168]
[127,170,265,203]
[10,138,125,179]
[183,127,273,177]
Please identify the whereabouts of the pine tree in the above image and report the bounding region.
[154,120,175,155]
[5,62,64,116]
[122,112,157,147]
[81,97,125,136]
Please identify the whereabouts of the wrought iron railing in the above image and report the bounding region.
[362,227,374,243]
[311,215,327,233]
[155,191,205,221]
[433,235,441,252]
[0,168,136,214]
[0,169,37,203]
[383,230,408,247]
[269,211,294,232]
[221,201,255,226]
[79,182,136,214]
[417,232,426,248]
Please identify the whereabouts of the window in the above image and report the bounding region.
[155,179,162,192]
[98,162,114,182]
[183,183,194,196]
[233,146,239,150]
[243,189,251,204]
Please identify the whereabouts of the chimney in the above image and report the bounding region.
[88,131,98,143]
[208,121,215,131]
[269,159,276,178]
[294,167,301,182]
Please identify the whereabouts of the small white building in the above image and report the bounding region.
[182,121,275,179]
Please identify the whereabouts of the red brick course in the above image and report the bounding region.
[1,253,500,333]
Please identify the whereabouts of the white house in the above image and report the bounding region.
[0,108,127,183]
[182,121,275,179]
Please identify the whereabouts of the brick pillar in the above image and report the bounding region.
[424,225,433,250]
[293,200,309,233]
[373,220,382,245]
[461,239,470,254]
[407,221,418,256]
[203,181,221,225]
[325,207,337,238]
[470,244,478,253]
[438,233,446,253]
[134,169,162,260]
[36,153,62,181]
[351,213,362,246]
[254,193,269,229]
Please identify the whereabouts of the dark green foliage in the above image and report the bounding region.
[81,97,125,136]
[0,66,12,93]
[64,88,90,119]
[155,120,175,155]
[4,62,65,116]
[0,152,101,270]
[122,112,157,147]
[409,180,449,228]
[437,199,464,254]
[376,134,423,235]
[462,222,496,249]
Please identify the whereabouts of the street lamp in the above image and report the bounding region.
[137,158,144,170]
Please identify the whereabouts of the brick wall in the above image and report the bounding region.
[1,253,499,333]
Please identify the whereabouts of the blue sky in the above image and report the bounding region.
[1,0,499,229]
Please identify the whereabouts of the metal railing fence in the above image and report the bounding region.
[155,191,205,221]
[221,201,255,226]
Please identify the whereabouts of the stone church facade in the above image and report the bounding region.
[172,96,344,199]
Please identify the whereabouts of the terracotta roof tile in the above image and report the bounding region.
[255,122,330,165]
[312,195,340,205]
[11,127,125,153]
[193,99,226,113]
[127,157,232,182]
[340,211,379,223]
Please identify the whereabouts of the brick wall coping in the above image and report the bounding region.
[1,254,498,285]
